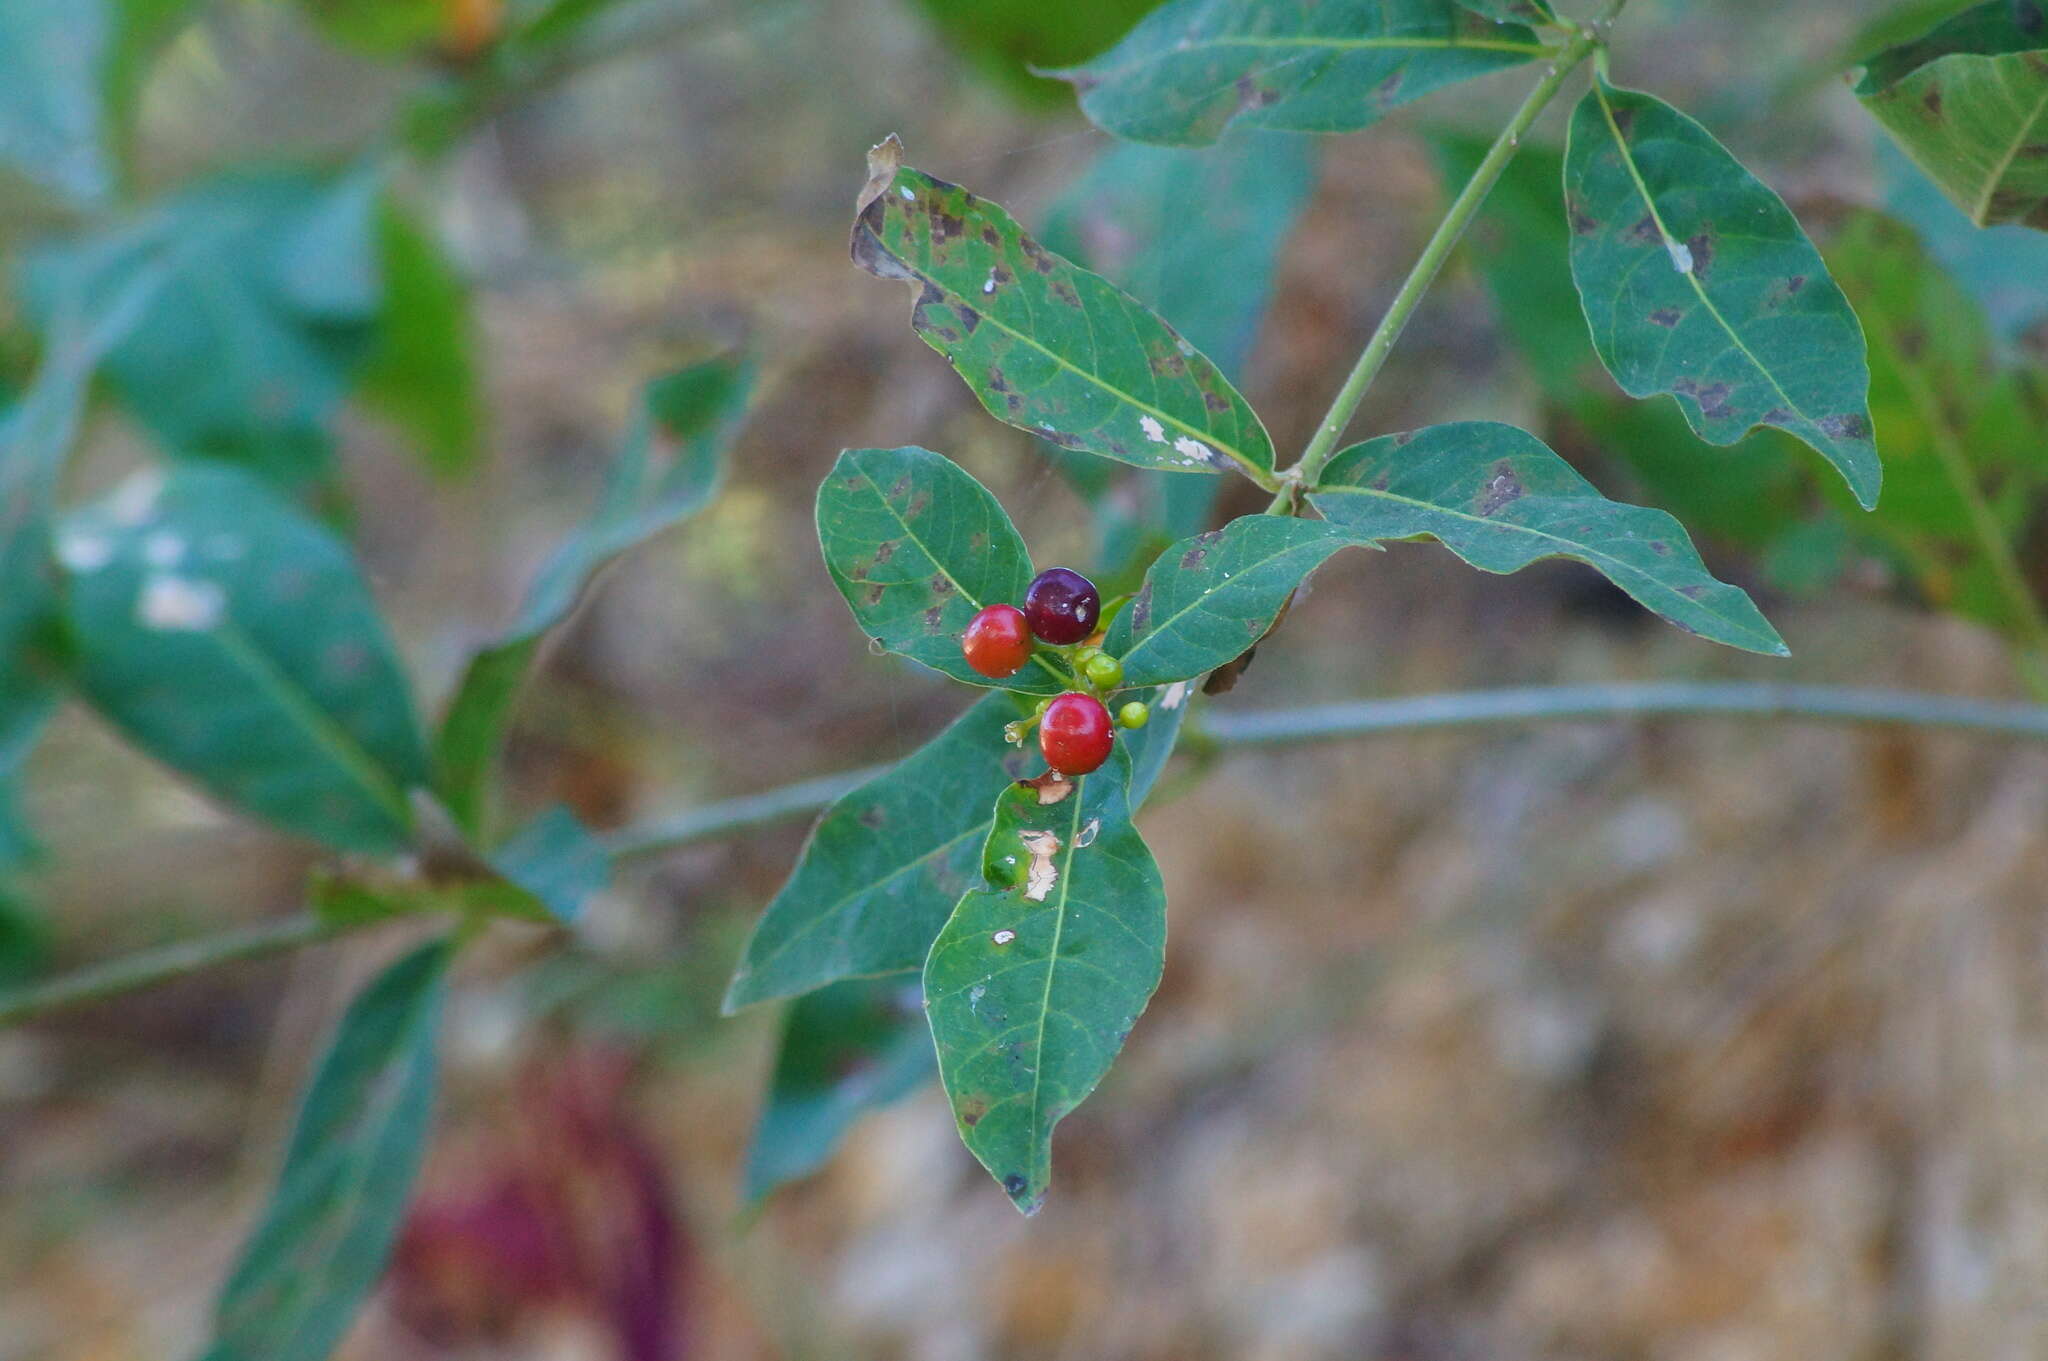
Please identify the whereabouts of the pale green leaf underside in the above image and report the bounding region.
[1307,421,1788,655]
[1564,78,1881,509]
[1856,0,2048,230]
[201,939,451,1361]
[852,145,1274,480]
[924,742,1165,1214]
[815,445,1064,693]
[62,465,430,853]
[1106,514,1356,687]
[1049,0,1545,147]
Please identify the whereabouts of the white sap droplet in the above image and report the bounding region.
[142,531,185,568]
[1074,818,1100,849]
[992,929,1016,946]
[1160,681,1190,711]
[57,533,114,573]
[899,186,915,200]
[968,983,986,1009]
[1176,338,1194,356]
[1140,415,1167,443]
[137,575,225,631]
[983,271,998,295]
[1666,239,1694,274]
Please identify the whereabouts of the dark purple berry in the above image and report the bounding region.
[1023,567,1100,645]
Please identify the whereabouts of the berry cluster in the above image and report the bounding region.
[961,567,1148,777]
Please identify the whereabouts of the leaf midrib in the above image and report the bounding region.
[1971,79,2048,224]
[1121,533,1342,682]
[1024,772,1089,1195]
[1082,30,1548,83]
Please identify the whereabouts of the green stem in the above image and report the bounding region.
[1281,0,1628,497]
[8,674,2047,1027]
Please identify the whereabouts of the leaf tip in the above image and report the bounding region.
[859,134,905,212]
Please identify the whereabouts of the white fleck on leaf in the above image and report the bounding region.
[1665,238,1694,274]
[57,533,114,572]
[1019,830,1061,902]
[142,531,185,568]
[1173,435,1214,466]
[108,470,165,527]
[992,929,1016,945]
[1073,817,1100,849]
[1139,415,1166,443]
[137,575,226,631]
[1159,681,1190,711]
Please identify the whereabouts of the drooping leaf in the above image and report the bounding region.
[924,741,1165,1214]
[1855,0,2048,230]
[725,693,1030,1011]
[433,356,751,834]
[357,200,482,478]
[851,138,1275,481]
[1039,129,1319,573]
[200,939,452,1361]
[1105,515,1354,687]
[1307,421,1788,655]
[1435,133,1810,548]
[1564,77,1881,509]
[1878,137,2048,341]
[0,0,197,216]
[815,444,1062,694]
[725,683,1186,1013]
[1048,0,1547,147]
[907,0,1165,105]
[60,464,431,853]
[17,168,384,489]
[742,974,936,1204]
[1823,210,2048,632]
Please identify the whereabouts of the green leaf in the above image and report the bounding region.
[60,464,431,853]
[1456,0,1553,21]
[0,0,197,214]
[434,357,751,834]
[1307,421,1788,655]
[742,974,936,1204]
[1878,137,2048,340]
[1855,0,2048,230]
[906,0,1164,105]
[0,690,55,872]
[725,692,1030,1011]
[1048,0,1547,148]
[1823,209,2048,632]
[0,888,49,988]
[1435,133,1810,547]
[1564,77,1881,509]
[924,741,1165,1214]
[815,445,1059,694]
[357,200,482,478]
[851,139,1275,482]
[294,0,444,55]
[484,804,609,924]
[725,683,1187,1013]
[17,169,384,489]
[201,939,452,1361]
[1039,129,1320,572]
[1105,515,1354,687]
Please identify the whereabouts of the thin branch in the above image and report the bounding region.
[1281,0,1631,497]
[7,676,2048,1028]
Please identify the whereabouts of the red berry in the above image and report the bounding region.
[1039,692,1114,776]
[1023,568,1100,645]
[962,604,1032,678]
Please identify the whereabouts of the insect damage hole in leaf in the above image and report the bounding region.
[850,136,1277,484]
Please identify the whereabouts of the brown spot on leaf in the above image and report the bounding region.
[1234,75,1279,112]
[1049,278,1081,308]
[1628,214,1661,244]
[1678,584,1706,600]
[1181,544,1208,570]
[1567,197,1599,235]
[1761,407,1794,426]
[1374,69,1404,109]
[1818,412,1872,441]
[874,540,897,564]
[1686,232,1714,279]
[924,604,946,633]
[865,584,885,605]
[958,1095,989,1127]
[1393,430,1416,447]
[1612,106,1637,137]
[1649,309,1681,328]
[1922,86,1944,117]
[1019,237,1057,275]
[981,224,1001,247]
[1203,390,1229,413]
[1477,461,1524,516]
[1674,378,1733,420]
[1651,540,1671,556]
[858,805,886,829]
[930,574,954,596]
[1130,582,1153,633]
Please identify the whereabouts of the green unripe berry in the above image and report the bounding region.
[1084,652,1124,690]
[1117,700,1150,730]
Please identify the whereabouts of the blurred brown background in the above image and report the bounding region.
[7,1,2048,1358]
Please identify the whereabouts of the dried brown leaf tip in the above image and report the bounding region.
[857,134,904,215]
